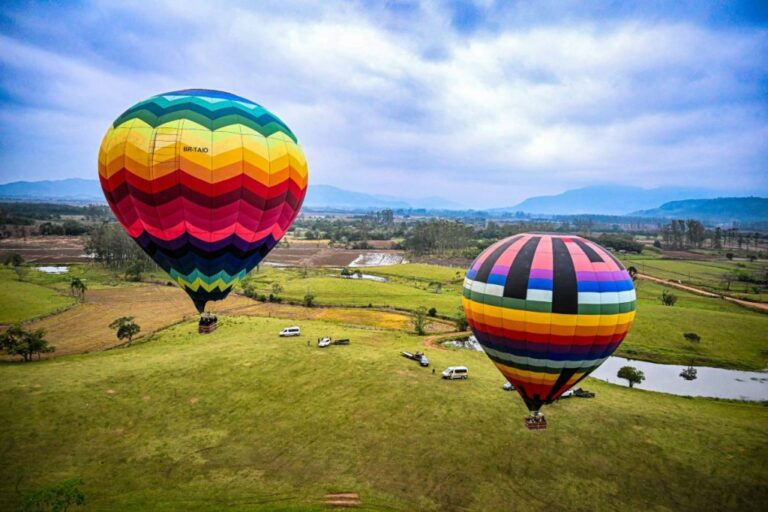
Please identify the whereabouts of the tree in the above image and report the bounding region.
[69,278,87,301]
[683,332,701,343]
[428,282,442,294]
[13,265,29,281]
[123,260,143,282]
[455,306,468,331]
[0,325,54,362]
[680,366,698,381]
[721,271,738,291]
[3,252,23,266]
[617,366,645,388]
[22,478,85,512]
[109,317,140,346]
[412,306,428,335]
[303,290,315,307]
[713,227,722,250]
[660,289,678,306]
[271,282,283,297]
[241,279,257,298]
[725,252,734,260]
[428,307,437,317]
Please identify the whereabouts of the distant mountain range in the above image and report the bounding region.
[0,178,103,200]
[0,180,464,210]
[0,179,764,222]
[633,197,768,223]
[303,185,464,210]
[494,185,721,216]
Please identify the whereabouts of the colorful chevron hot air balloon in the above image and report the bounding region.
[462,234,636,429]
[98,89,308,313]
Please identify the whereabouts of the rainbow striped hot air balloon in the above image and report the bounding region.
[462,234,636,428]
[98,89,308,313]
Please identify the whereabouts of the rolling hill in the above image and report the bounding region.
[633,197,768,223]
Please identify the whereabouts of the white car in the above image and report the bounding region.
[318,337,331,348]
[279,326,301,337]
[441,366,469,380]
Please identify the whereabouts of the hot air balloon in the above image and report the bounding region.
[462,234,636,429]
[98,89,308,315]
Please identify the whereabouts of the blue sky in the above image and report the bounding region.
[0,0,766,207]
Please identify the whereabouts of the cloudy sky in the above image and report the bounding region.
[1,0,766,207]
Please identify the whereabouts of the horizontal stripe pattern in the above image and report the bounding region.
[98,89,308,312]
[462,233,636,411]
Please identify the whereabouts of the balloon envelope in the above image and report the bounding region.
[98,89,308,312]
[462,234,636,412]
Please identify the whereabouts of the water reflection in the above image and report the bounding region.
[444,337,768,401]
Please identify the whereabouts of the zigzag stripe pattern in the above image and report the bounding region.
[462,233,636,412]
[98,89,308,312]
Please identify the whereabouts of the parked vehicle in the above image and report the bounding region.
[502,381,515,391]
[317,337,331,348]
[441,366,469,380]
[279,326,301,337]
[401,351,429,367]
[573,388,595,398]
[333,339,350,345]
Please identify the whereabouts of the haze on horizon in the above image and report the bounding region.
[0,0,766,209]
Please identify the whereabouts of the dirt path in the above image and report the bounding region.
[637,273,768,313]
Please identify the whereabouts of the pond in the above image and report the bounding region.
[590,357,768,401]
[340,274,388,283]
[443,337,768,401]
[349,253,404,267]
[35,266,69,274]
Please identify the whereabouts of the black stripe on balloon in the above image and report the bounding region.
[552,238,578,314]
[502,236,541,299]
[473,235,522,283]
[545,368,578,402]
[572,238,603,263]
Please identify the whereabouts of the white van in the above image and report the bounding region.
[279,326,301,337]
[441,366,469,380]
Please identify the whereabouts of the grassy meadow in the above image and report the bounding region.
[0,267,75,323]
[621,255,768,302]
[1,316,766,511]
[3,261,767,369]
[620,280,768,370]
[245,266,463,317]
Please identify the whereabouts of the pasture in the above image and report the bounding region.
[0,316,766,511]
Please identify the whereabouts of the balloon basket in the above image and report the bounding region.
[524,414,547,430]
[198,313,218,334]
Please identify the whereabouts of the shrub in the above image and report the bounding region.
[683,332,701,343]
[660,289,678,306]
[428,307,437,317]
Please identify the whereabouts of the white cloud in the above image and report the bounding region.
[0,1,766,206]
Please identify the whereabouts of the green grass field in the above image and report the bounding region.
[620,255,768,301]
[0,267,75,323]
[617,280,768,370]
[364,263,465,284]
[246,267,463,317]
[1,316,766,511]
